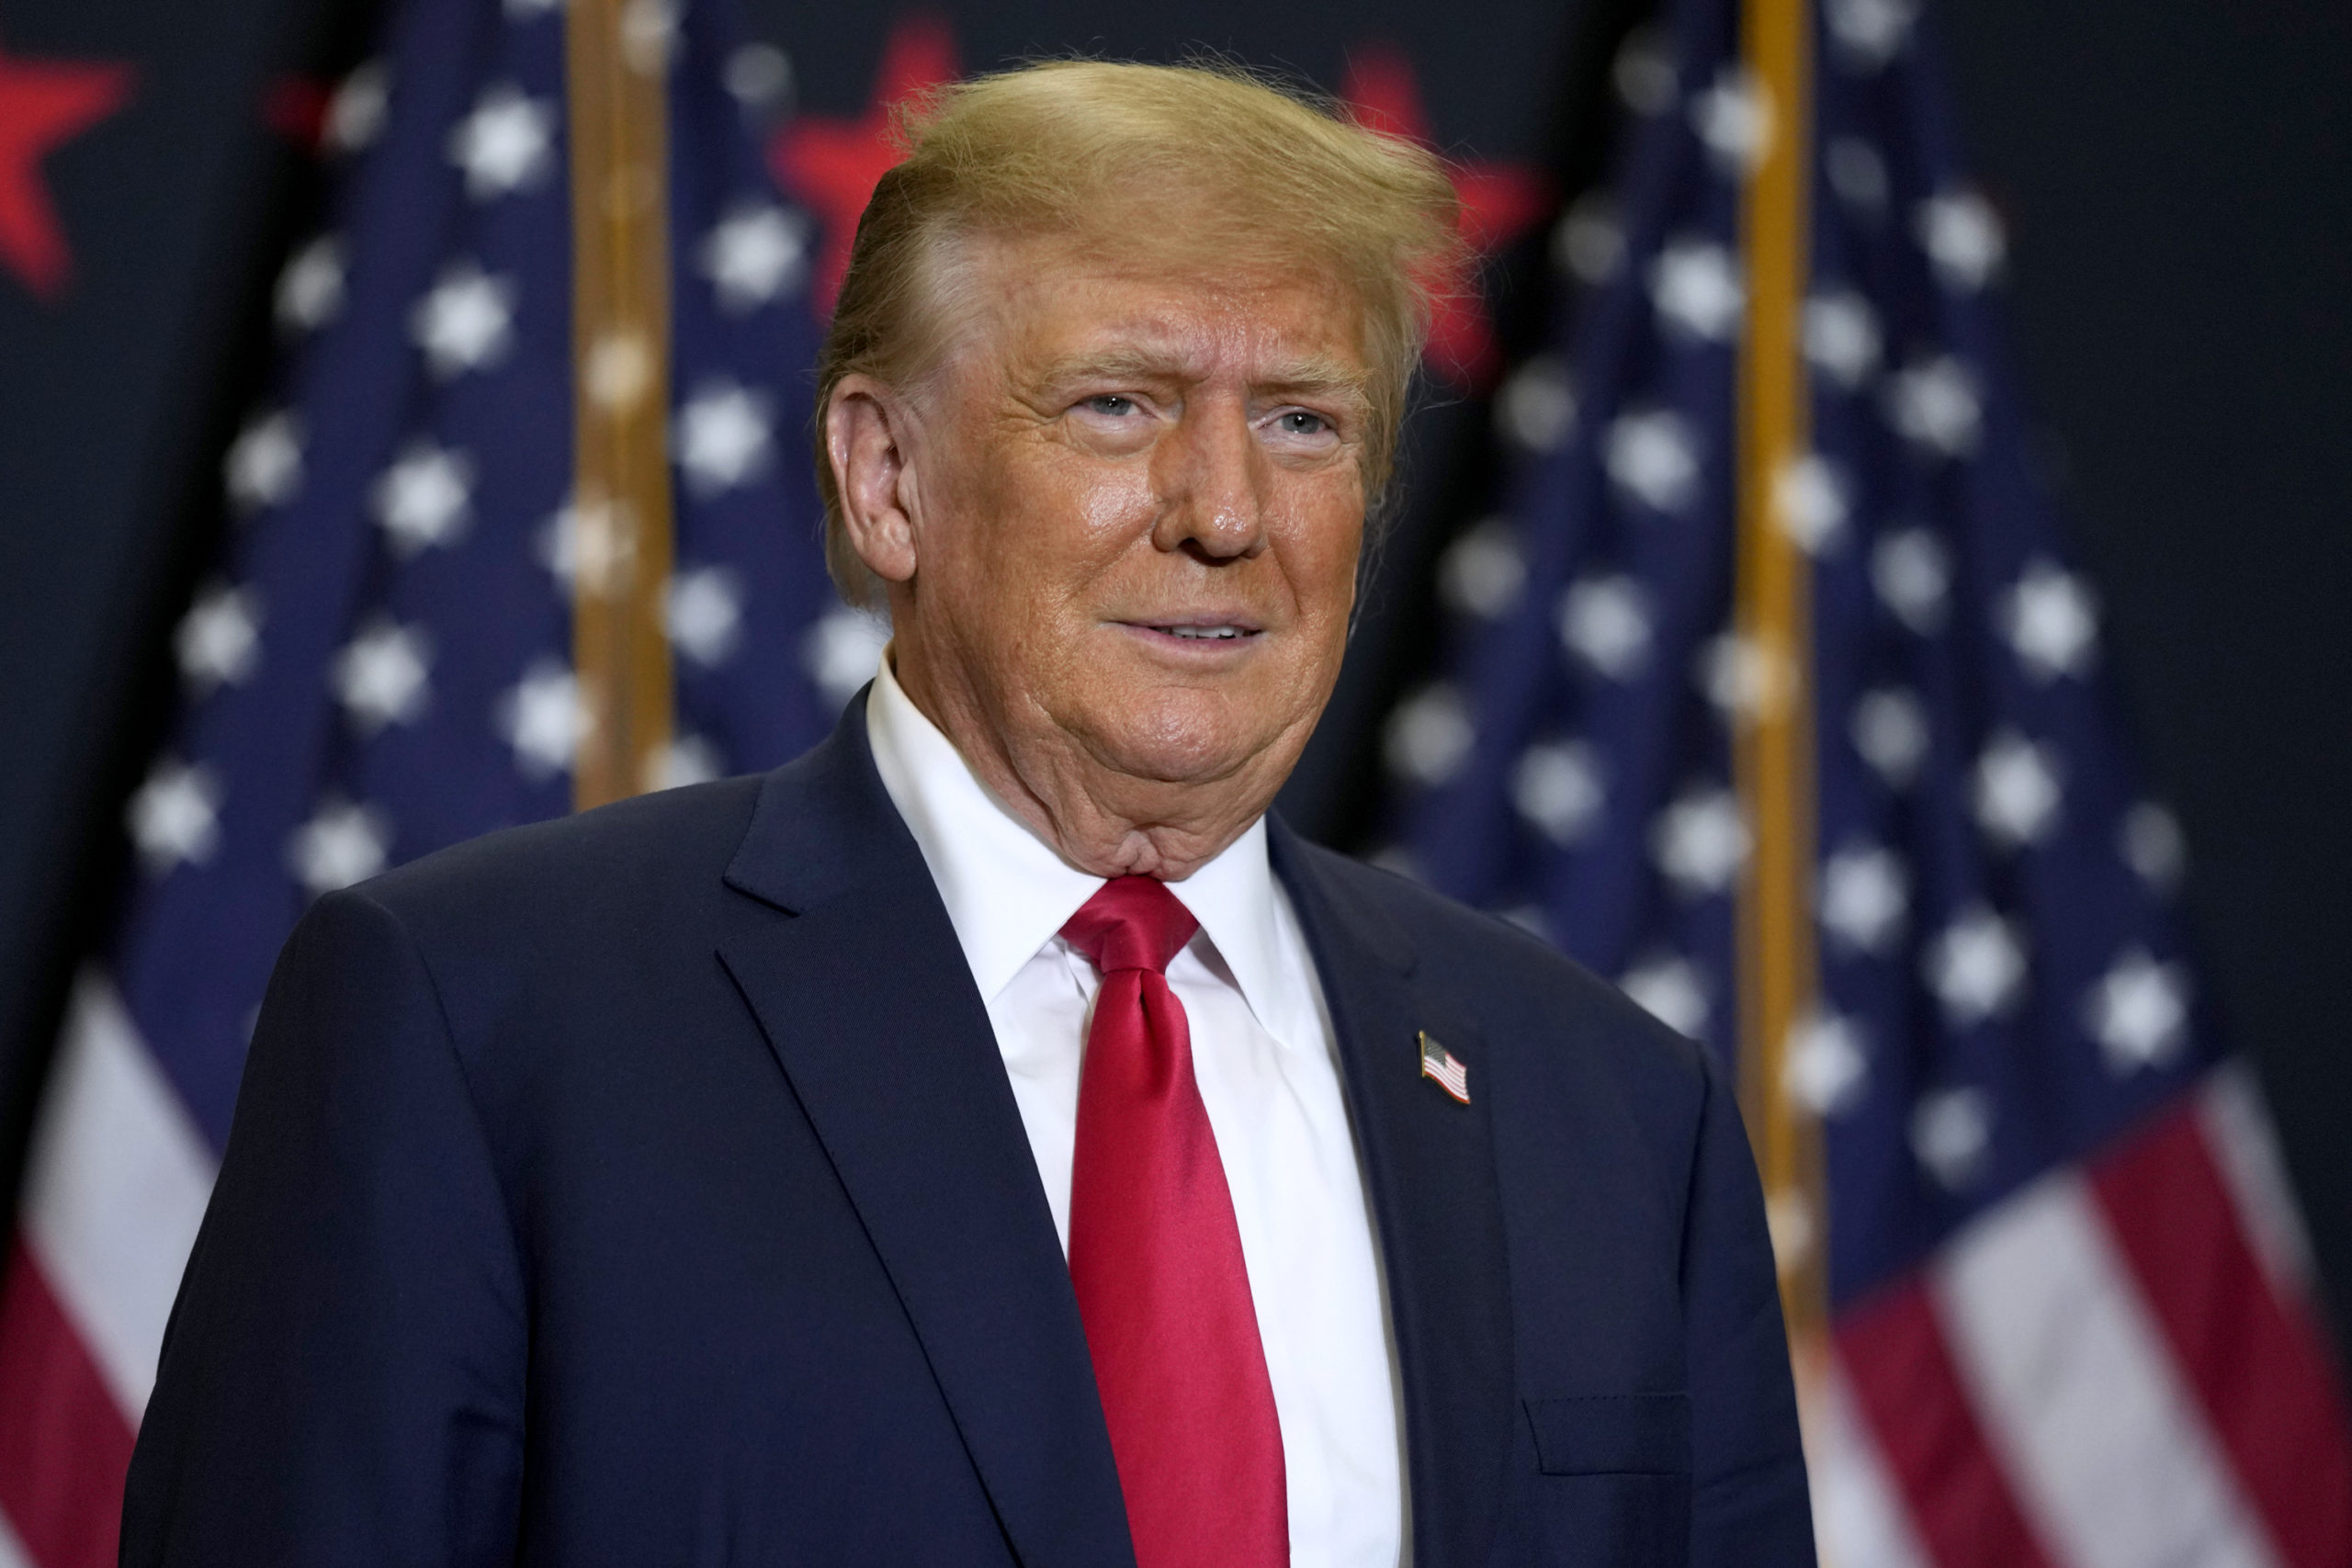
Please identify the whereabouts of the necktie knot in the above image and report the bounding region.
[1061,875,1199,976]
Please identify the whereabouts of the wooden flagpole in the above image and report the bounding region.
[1733,0,1827,1356]
[566,0,675,810]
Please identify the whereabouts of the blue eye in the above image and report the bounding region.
[1277,411,1331,436]
[1084,395,1136,417]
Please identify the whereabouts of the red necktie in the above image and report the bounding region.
[1062,876,1288,1568]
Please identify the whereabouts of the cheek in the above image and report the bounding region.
[1074,467,1159,543]
[968,447,1159,598]
[1277,478,1368,626]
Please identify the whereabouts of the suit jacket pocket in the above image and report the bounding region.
[1526,1393,1691,1475]
[1524,1395,1691,1566]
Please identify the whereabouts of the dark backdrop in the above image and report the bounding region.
[0,0,2345,1333]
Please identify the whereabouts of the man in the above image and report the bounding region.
[124,60,1812,1568]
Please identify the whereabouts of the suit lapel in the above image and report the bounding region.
[718,697,1134,1568]
[1273,822,1515,1568]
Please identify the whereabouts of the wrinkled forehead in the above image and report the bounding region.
[923,221,1376,397]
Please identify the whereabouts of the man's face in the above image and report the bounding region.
[889,231,1373,814]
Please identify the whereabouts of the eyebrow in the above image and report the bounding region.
[1037,345,1374,409]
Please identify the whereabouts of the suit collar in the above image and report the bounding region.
[1273,823,1516,1568]
[1271,818,1416,975]
[720,693,1135,1568]
[722,686,909,916]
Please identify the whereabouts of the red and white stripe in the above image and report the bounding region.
[1420,1034,1471,1104]
[1808,1356,1932,1568]
[1819,1069,2352,1568]
[0,975,218,1568]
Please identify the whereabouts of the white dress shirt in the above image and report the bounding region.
[865,657,1409,1568]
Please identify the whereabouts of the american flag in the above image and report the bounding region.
[1419,1031,1473,1105]
[0,0,865,1561]
[1383,0,2352,1562]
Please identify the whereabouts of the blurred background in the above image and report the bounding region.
[0,0,2346,1562]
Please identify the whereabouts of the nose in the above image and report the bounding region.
[1150,394,1268,562]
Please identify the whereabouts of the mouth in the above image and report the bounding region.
[1118,617,1267,652]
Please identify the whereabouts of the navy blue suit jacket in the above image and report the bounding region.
[123,695,1813,1566]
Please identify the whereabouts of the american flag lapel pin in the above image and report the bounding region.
[1418,1031,1471,1104]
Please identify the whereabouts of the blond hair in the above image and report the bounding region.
[813,58,1463,608]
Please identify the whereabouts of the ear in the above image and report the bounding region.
[825,373,922,585]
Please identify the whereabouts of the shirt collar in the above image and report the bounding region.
[864,654,1291,1032]
[866,656,1101,1003]
[1159,816,1292,1044]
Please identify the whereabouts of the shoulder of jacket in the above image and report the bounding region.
[357,773,768,929]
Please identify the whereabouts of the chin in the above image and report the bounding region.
[1080,690,1292,787]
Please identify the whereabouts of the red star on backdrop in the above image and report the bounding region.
[1340,44,1551,391]
[0,39,134,300]
[263,74,334,152]
[768,15,960,317]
